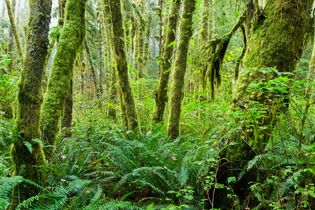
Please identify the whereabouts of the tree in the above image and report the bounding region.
[167,0,196,139]
[40,0,87,158]
[215,0,314,207]
[5,0,22,59]
[11,0,52,207]
[109,0,138,130]
[153,0,181,123]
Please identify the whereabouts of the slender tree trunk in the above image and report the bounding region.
[167,0,196,139]
[5,0,22,58]
[299,32,315,146]
[199,0,210,90]
[85,39,99,97]
[40,0,87,158]
[98,14,104,96]
[152,0,181,123]
[109,0,138,130]
[144,14,152,66]
[158,0,164,59]
[11,0,52,207]
[7,0,15,72]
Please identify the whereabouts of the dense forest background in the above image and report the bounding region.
[0,0,314,209]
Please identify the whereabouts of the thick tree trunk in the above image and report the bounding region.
[215,0,313,207]
[40,0,86,158]
[233,0,313,148]
[109,0,138,130]
[167,0,196,139]
[11,0,52,207]
[152,0,181,123]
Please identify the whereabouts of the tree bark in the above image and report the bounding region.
[109,0,138,130]
[40,0,87,158]
[167,0,196,139]
[215,0,313,207]
[84,39,99,97]
[5,0,22,59]
[152,0,181,123]
[11,0,51,207]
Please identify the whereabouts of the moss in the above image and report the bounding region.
[11,0,52,207]
[5,0,23,58]
[153,0,181,123]
[167,0,196,139]
[235,0,313,106]
[40,0,87,157]
[109,0,138,130]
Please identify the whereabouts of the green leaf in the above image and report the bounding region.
[23,141,32,153]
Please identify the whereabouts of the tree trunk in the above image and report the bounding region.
[85,39,99,97]
[5,0,22,58]
[11,0,51,207]
[7,0,15,72]
[215,0,313,207]
[152,0,181,123]
[40,0,87,158]
[109,0,138,130]
[167,0,196,139]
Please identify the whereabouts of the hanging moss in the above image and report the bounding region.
[40,0,87,158]
[167,0,196,139]
[11,0,52,208]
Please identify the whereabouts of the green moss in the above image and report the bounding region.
[230,0,313,163]
[109,0,138,130]
[40,0,87,157]
[11,0,52,207]
[167,0,196,139]
[153,0,181,123]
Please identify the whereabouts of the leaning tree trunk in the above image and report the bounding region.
[40,0,86,159]
[215,0,313,207]
[109,0,138,130]
[152,0,181,123]
[11,0,51,207]
[167,0,196,139]
[5,0,22,59]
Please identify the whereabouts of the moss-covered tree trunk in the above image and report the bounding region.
[152,0,181,123]
[215,0,313,207]
[11,0,52,207]
[5,0,22,59]
[85,39,99,97]
[109,0,138,130]
[233,0,313,149]
[40,0,87,158]
[167,0,196,139]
